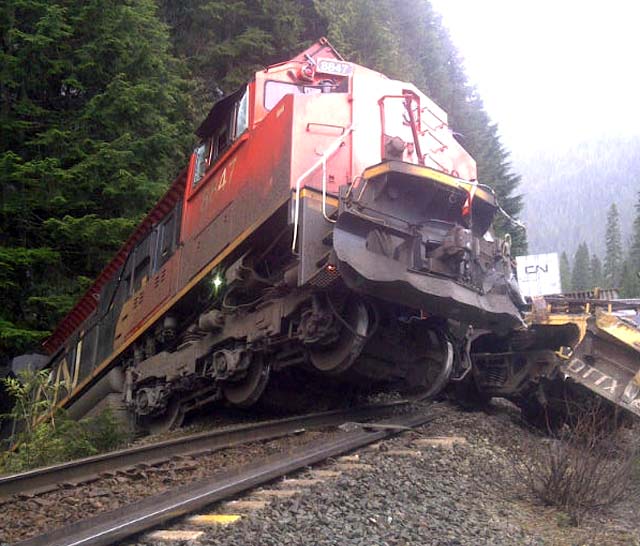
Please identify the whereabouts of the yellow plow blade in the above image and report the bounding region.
[559,309,640,416]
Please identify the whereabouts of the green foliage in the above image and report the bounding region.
[560,251,572,293]
[1,410,127,473]
[314,0,405,79]
[0,369,57,438]
[631,193,640,268]
[604,203,623,288]
[0,319,50,355]
[0,370,127,473]
[625,192,640,297]
[158,0,316,116]
[0,0,192,356]
[590,254,603,289]
[81,409,127,453]
[619,259,640,298]
[1,0,527,358]
[572,242,591,291]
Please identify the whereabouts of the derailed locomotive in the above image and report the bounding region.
[12,39,638,433]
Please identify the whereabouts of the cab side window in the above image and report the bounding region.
[156,212,176,269]
[193,140,211,188]
[264,81,320,111]
[191,87,249,189]
[234,88,249,137]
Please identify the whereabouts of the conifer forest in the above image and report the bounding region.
[0,0,637,361]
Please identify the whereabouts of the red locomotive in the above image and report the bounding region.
[29,39,524,432]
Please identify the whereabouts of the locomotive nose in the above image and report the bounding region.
[333,161,524,334]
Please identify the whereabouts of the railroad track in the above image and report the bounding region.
[12,405,437,546]
[0,401,408,502]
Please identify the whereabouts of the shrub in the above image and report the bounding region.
[0,371,128,473]
[509,402,638,525]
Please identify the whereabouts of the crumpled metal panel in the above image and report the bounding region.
[333,216,523,334]
[332,162,523,334]
[559,309,640,417]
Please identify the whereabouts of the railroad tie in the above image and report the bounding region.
[383,449,422,458]
[186,514,242,525]
[223,499,270,511]
[252,488,301,499]
[307,469,342,479]
[413,436,468,450]
[280,478,323,487]
[146,529,205,542]
[337,454,361,463]
[334,462,374,471]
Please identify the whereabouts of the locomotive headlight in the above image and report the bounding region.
[211,273,224,295]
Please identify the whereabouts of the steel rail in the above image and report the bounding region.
[0,401,407,501]
[15,408,435,546]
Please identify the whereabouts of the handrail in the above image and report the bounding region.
[291,126,354,251]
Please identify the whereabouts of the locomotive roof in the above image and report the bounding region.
[195,38,343,140]
[196,86,247,139]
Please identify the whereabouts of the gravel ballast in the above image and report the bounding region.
[132,402,640,546]
[7,401,639,545]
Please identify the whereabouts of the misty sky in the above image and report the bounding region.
[430,0,640,156]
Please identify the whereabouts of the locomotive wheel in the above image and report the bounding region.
[139,398,185,435]
[223,357,271,407]
[308,298,370,375]
[406,331,454,401]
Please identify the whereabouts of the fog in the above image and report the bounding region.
[431,0,640,255]
[431,0,640,156]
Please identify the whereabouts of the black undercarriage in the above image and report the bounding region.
[120,162,530,433]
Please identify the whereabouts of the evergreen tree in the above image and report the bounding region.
[590,254,603,288]
[313,0,405,78]
[571,243,591,291]
[619,259,639,298]
[629,192,640,275]
[0,0,192,356]
[603,203,623,288]
[559,251,572,293]
[624,192,640,297]
[158,0,316,116]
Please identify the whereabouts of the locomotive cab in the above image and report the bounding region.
[188,86,250,192]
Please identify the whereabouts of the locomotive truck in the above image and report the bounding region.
[7,39,640,434]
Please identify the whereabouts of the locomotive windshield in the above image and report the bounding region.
[263,79,347,111]
[264,81,321,110]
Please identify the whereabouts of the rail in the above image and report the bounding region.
[0,402,406,501]
[15,407,436,546]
